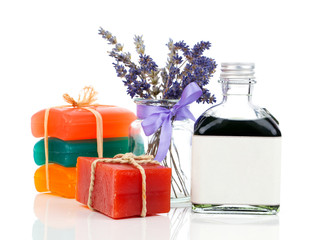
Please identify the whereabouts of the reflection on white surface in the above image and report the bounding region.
[32,194,280,240]
[75,209,170,240]
[32,194,170,240]
[32,194,78,240]
[190,213,279,240]
[168,207,191,240]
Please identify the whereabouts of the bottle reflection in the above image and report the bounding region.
[190,213,279,240]
[32,194,170,240]
[168,207,191,240]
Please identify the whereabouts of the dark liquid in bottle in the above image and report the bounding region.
[194,116,281,137]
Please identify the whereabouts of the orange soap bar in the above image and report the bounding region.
[76,157,171,219]
[34,164,76,198]
[31,106,136,140]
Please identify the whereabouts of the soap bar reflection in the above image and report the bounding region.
[32,194,170,240]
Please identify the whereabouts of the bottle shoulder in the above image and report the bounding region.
[203,101,269,120]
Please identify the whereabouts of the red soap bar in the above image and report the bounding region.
[76,157,171,219]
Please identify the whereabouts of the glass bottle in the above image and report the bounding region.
[129,99,194,205]
[191,63,281,214]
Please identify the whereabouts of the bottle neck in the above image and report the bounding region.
[210,63,261,120]
[222,81,254,104]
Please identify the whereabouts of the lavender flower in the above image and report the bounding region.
[98,28,117,45]
[166,38,176,69]
[173,54,182,65]
[174,41,192,60]
[113,43,123,52]
[174,41,190,52]
[139,54,158,73]
[99,27,217,103]
[134,35,145,55]
[192,41,211,57]
[165,81,182,100]
[123,67,151,99]
[113,63,127,78]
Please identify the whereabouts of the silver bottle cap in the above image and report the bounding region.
[220,62,256,83]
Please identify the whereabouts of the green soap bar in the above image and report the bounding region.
[34,137,129,167]
[129,135,145,156]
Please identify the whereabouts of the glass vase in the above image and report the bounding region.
[129,99,194,205]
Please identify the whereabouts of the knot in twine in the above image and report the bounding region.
[63,86,98,108]
[87,153,159,217]
[44,86,103,191]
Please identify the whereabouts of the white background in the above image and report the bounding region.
[1,0,310,239]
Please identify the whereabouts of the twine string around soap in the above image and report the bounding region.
[43,86,103,191]
[87,153,160,217]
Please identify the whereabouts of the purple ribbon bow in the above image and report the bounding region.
[137,82,203,162]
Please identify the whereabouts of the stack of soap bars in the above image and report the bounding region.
[31,105,136,198]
